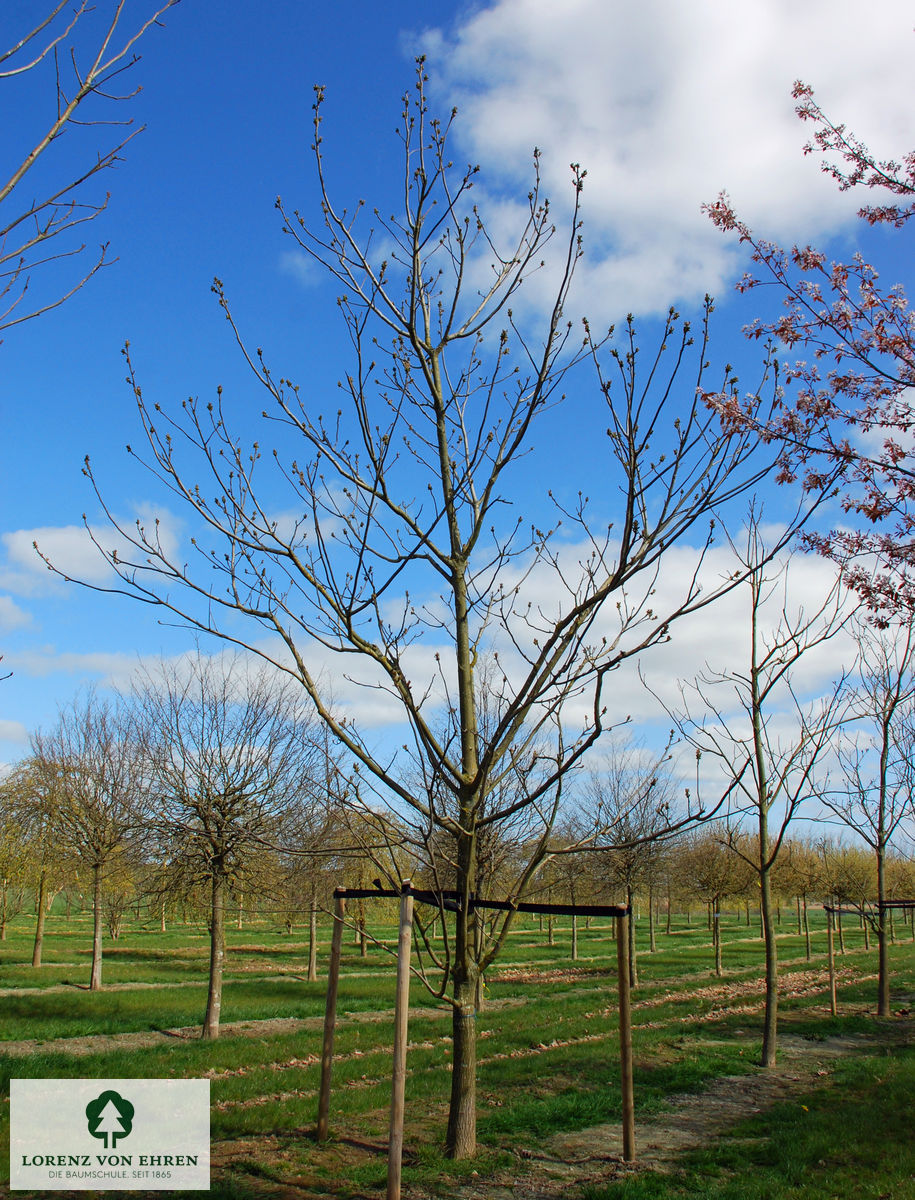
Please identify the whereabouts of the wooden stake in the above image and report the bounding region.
[827,909,837,1017]
[387,882,414,1200]
[616,912,636,1162]
[317,890,346,1142]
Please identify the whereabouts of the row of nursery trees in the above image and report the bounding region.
[4,18,915,1153]
[1,614,913,1028]
[3,735,912,979]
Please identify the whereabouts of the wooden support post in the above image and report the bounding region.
[827,909,837,1017]
[387,882,414,1200]
[317,890,346,1142]
[616,911,636,1163]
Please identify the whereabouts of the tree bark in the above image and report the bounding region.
[713,900,722,977]
[445,972,478,1160]
[759,850,778,1068]
[648,887,656,953]
[627,885,638,987]
[877,848,890,1016]
[32,867,48,968]
[203,870,226,1039]
[308,904,318,982]
[89,863,104,991]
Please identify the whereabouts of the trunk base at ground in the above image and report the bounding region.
[203,872,226,1040]
[445,988,477,1159]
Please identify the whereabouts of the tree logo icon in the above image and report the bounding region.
[85,1090,134,1149]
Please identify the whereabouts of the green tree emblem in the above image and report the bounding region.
[86,1090,134,1149]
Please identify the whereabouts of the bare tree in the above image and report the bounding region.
[776,837,825,961]
[818,838,877,953]
[669,518,853,1066]
[0,759,62,959]
[137,654,327,1039]
[0,771,31,940]
[677,826,754,976]
[32,692,146,990]
[52,64,824,1155]
[1,1,178,333]
[589,746,680,986]
[822,614,915,1013]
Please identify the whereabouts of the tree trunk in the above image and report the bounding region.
[445,812,480,1161]
[759,854,778,1068]
[648,887,656,953]
[89,864,103,991]
[203,871,226,1039]
[445,972,477,1160]
[713,900,722,977]
[877,847,890,1016]
[627,885,638,987]
[803,894,811,961]
[308,904,318,982]
[32,867,49,968]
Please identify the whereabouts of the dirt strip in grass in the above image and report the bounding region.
[436,1030,898,1200]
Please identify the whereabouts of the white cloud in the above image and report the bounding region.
[0,596,30,631]
[278,249,317,288]
[0,506,183,597]
[4,648,143,684]
[422,0,915,317]
[0,720,28,745]
[2,525,113,589]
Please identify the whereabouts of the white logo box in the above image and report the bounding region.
[10,1079,210,1191]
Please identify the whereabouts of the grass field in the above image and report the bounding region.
[1,902,913,1199]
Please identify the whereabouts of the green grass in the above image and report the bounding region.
[1,903,913,1196]
[582,1043,915,1200]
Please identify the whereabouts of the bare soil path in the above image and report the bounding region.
[448,1032,869,1200]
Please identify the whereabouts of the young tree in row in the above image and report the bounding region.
[137,654,329,1039]
[60,65,819,1156]
[677,826,754,976]
[706,81,915,620]
[822,614,915,1013]
[776,837,823,960]
[1,0,178,334]
[589,746,679,986]
[671,522,852,1067]
[0,776,31,940]
[818,839,877,952]
[32,692,146,990]
[0,759,61,959]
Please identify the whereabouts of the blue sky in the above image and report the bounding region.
[1,0,914,770]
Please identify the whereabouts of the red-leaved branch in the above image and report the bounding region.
[705,81,915,623]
